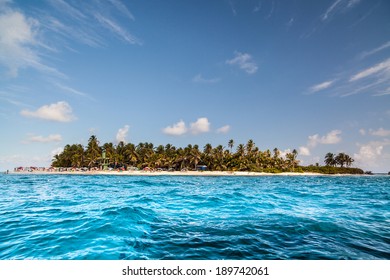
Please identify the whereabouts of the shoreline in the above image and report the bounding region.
[6,170,362,176]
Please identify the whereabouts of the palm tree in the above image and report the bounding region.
[51,134,362,173]
[286,149,299,172]
[212,145,225,171]
[324,152,336,166]
[124,143,138,167]
[191,144,202,170]
[335,152,353,168]
[246,139,255,156]
[228,139,234,153]
[85,135,101,168]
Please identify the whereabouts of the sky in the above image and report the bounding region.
[0,0,389,172]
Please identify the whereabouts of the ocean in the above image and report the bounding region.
[0,174,389,260]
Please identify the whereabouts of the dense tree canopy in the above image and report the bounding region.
[52,135,362,174]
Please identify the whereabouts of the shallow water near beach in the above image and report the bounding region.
[0,174,389,260]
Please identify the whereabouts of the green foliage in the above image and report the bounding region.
[302,165,364,174]
[52,135,362,174]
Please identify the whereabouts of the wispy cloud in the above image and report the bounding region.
[373,87,390,97]
[253,1,262,13]
[229,1,237,16]
[107,0,135,21]
[347,0,361,8]
[309,80,335,93]
[40,0,140,48]
[333,58,390,97]
[369,128,390,137]
[95,13,141,45]
[349,58,390,82]
[24,134,62,143]
[47,0,87,21]
[20,101,76,122]
[226,51,258,74]
[321,0,360,22]
[358,41,390,60]
[322,0,343,21]
[192,74,220,84]
[54,82,95,100]
[310,58,390,97]
[43,15,103,48]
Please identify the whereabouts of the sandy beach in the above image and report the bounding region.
[10,170,326,176]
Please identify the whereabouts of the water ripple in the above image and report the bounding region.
[0,174,389,259]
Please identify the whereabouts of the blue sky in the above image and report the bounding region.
[1,0,390,172]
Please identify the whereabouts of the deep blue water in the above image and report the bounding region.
[0,174,389,260]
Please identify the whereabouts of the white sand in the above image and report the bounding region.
[11,170,324,176]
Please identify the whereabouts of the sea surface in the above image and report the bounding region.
[0,174,389,260]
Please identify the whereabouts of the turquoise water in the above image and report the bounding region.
[0,174,389,260]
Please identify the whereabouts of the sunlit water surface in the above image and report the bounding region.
[0,174,389,259]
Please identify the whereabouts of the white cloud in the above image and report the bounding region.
[192,74,220,84]
[349,58,390,82]
[299,146,311,156]
[354,141,388,169]
[359,128,366,136]
[308,130,342,147]
[369,128,390,137]
[309,80,335,93]
[163,117,212,136]
[226,51,258,74]
[0,10,38,77]
[298,130,341,158]
[116,125,129,143]
[279,149,291,159]
[20,101,76,122]
[0,4,64,77]
[216,125,231,134]
[190,117,210,135]
[163,120,188,136]
[25,134,62,143]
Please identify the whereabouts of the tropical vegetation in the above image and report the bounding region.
[52,135,363,174]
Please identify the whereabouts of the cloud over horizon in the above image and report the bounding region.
[163,117,213,136]
[300,130,342,157]
[116,125,129,143]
